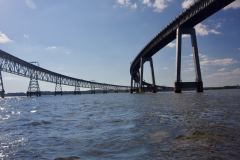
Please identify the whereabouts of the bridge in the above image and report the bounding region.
[130,0,235,93]
[0,50,131,98]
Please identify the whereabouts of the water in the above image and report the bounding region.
[1,89,240,159]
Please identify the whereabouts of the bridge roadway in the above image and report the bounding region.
[130,0,235,93]
[0,49,130,97]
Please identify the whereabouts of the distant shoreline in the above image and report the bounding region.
[4,86,239,97]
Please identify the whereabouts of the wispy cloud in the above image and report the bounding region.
[0,31,13,43]
[201,58,238,66]
[214,22,222,29]
[46,46,57,49]
[3,77,21,80]
[238,48,240,50]
[218,68,229,72]
[224,0,240,10]
[195,23,221,36]
[167,42,175,48]
[204,68,240,78]
[183,67,194,72]
[182,0,194,9]
[25,0,36,9]
[58,67,63,70]
[116,0,131,7]
[24,34,29,38]
[163,67,168,69]
[66,52,70,54]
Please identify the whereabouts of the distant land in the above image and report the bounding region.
[4,86,239,97]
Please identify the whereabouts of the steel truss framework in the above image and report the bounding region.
[0,50,130,93]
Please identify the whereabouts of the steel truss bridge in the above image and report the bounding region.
[0,49,131,98]
[130,0,235,93]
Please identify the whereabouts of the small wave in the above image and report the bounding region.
[22,120,53,126]
[54,156,81,160]
[30,110,37,113]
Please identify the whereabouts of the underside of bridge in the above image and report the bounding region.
[130,0,235,94]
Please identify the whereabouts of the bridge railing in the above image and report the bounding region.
[0,50,130,90]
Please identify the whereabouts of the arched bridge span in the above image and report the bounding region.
[130,0,235,93]
[0,50,130,98]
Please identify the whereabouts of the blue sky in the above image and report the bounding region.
[0,0,240,93]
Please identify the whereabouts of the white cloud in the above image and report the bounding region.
[163,67,168,69]
[3,77,21,80]
[142,0,152,7]
[218,68,229,72]
[131,3,137,9]
[24,34,29,38]
[224,0,240,10]
[58,67,63,70]
[153,0,168,12]
[195,23,221,36]
[182,0,194,9]
[167,42,176,47]
[204,68,240,78]
[201,58,238,66]
[66,52,70,54]
[46,46,57,49]
[117,0,131,6]
[238,48,240,50]
[0,31,13,43]
[25,0,36,9]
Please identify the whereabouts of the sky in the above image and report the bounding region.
[0,0,240,93]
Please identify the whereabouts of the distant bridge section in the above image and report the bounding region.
[130,0,235,93]
[0,50,130,97]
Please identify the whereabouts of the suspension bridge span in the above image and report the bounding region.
[0,49,131,98]
[130,0,235,93]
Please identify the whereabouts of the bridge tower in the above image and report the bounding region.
[0,69,5,98]
[139,58,156,93]
[74,82,81,95]
[27,74,41,97]
[27,62,41,97]
[175,27,203,93]
[55,77,62,96]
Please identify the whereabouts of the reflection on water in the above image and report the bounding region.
[0,89,240,159]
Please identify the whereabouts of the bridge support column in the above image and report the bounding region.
[27,73,41,97]
[175,27,203,93]
[130,70,139,93]
[74,83,81,95]
[0,69,5,98]
[55,78,62,96]
[103,87,107,94]
[139,57,156,93]
[91,86,95,94]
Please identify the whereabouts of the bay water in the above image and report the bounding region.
[1,89,240,159]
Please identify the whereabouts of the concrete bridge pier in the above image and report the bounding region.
[175,27,203,93]
[139,58,156,93]
[55,79,62,96]
[130,70,139,93]
[0,70,5,98]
